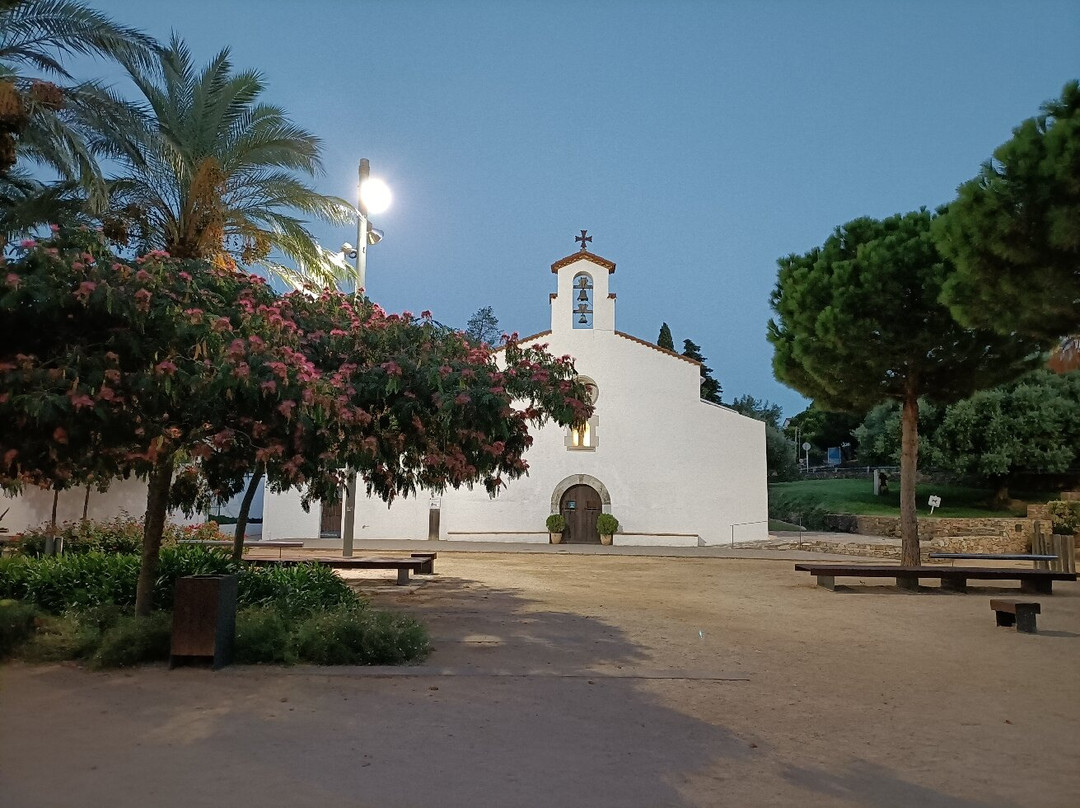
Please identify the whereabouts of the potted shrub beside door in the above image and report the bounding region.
[596,513,619,546]
[546,514,566,544]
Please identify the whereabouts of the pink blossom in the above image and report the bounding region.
[5,273,19,289]
[184,308,204,323]
[134,289,152,310]
[179,271,192,281]
[49,224,60,233]
[135,269,151,282]
[67,391,94,410]
[381,361,402,377]
[19,239,36,249]
[260,380,277,394]
[421,310,432,319]
[53,427,68,444]
[233,363,250,379]
[97,387,115,401]
[454,393,471,406]
[155,360,178,376]
[74,280,97,302]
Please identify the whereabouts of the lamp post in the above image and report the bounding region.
[341,158,390,557]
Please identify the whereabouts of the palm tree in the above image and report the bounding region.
[107,36,355,289]
[0,0,157,213]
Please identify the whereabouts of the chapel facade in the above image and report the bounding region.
[263,239,769,546]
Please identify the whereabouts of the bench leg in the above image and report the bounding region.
[896,576,919,591]
[396,567,410,586]
[940,577,967,593]
[995,610,1016,628]
[1014,607,1038,634]
[1021,579,1052,595]
[815,575,836,591]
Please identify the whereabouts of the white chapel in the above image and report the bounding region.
[263,238,769,546]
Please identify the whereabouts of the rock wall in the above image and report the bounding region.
[823,514,1053,554]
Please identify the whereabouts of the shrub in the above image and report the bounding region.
[294,605,430,665]
[238,563,360,618]
[90,612,171,669]
[1047,500,1080,535]
[153,545,240,610]
[0,553,139,613]
[0,599,38,658]
[16,516,231,558]
[545,514,566,533]
[22,610,104,662]
[235,607,296,665]
[595,513,619,535]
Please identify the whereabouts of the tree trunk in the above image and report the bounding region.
[82,485,91,522]
[45,488,59,555]
[135,458,174,617]
[991,479,1010,510]
[898,383,921,566]
[232,464,264,560]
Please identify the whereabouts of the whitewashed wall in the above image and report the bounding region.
[1,478,202,534]
[260,252,769,546]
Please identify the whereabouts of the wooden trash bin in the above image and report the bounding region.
[170,574,237,670]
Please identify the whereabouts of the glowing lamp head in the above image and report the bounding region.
[359,177,391,214]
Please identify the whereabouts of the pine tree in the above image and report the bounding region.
[657,322,674,351]
[681,339,723,404]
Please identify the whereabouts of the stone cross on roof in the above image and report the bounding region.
[575,229,592,252]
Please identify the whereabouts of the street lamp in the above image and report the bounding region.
[342,158,390,556]
[340,158,391,296]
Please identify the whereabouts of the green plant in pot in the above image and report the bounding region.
[596,513,619,546]
[546,514,566,544]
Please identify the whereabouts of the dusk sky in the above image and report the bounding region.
[95,0,1079,418]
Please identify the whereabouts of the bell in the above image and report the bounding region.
[578,314,588,324]
[577,289,589,301]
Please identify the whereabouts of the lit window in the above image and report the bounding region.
[566,377,598,451]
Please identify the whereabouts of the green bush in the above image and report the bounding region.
[0,599,38,658]
[1047,500,1080,535]
[545,514,566,533]
[595,513,619,534]
[16,516,231,558]
[90,612,172,669]
[238,563,360,618]
[0,553,139,612]
[22,610,104,662]
[235,607,296,665]
[294,605,430,665]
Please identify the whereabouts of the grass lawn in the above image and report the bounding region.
[769,478,1057,519]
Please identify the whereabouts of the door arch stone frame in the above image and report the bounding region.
[550,474,612,515]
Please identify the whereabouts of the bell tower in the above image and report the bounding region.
[550,230,616,334]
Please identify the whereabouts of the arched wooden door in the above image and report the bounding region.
[560,484,601,544]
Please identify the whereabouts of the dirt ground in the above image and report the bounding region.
[1,554,1078,807]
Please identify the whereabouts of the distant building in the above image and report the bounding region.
[264,240,768,546]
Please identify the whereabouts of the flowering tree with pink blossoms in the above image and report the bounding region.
[1,229,592,613]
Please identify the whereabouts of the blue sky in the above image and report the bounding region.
[92,0,1079,418]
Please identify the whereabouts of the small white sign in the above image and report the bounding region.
[928,495,941,514]
[428,497,441,510]
[802,442,811,451]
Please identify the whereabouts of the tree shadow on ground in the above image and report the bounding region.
[781,759,1020,808]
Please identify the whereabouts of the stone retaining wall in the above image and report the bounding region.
[823,514,1053,554]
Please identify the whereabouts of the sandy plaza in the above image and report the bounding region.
[2,549,1077,808]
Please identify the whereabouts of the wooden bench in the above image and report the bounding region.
[990,599,1040,633]
[929,552,1058,567]
[178,539,305,558]
[794,563,1076,594]
[249,556,432,585]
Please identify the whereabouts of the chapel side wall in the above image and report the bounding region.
[1,478,201,534]
[261,486,321,540]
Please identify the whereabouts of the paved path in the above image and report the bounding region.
[3,552,1077,807]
